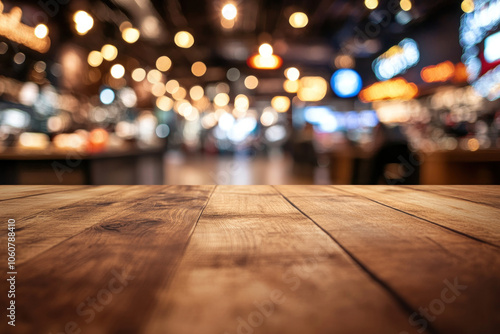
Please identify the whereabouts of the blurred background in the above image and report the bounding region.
[0,0,499,185]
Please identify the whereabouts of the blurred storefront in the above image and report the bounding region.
[0,0,498,184]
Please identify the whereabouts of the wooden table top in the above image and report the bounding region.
[1,185,499,334]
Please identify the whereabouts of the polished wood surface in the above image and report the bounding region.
[0,186,499,334]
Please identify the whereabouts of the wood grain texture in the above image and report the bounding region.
[0,186,87,201]
[12,186,168,265]
[340,185,500,247]
[277,185,500,334]
[1,186,214,334]
[0,185,498,334]
[142,186,423,334]
[404,185,500,208]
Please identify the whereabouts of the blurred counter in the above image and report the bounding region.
[420,149,500,185]
[329,149,500,185]
[0,147,165,185]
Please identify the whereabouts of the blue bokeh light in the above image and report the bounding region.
[330,69,362,98]
[100,88,115,105]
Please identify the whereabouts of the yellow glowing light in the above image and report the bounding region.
[172,87,187,100]
[259,43,273,57]
[244,75,259,90]
[235,94,249,111]
[0,6,51,53]
[152,82,167,97]
[285,67,300,81]
[365,0,379,10]
[214,93,230,107]
[156,96,174,111]
[87,51,103,67]
[271,96,290,112]
[156,56,172,72]
[34,24,48,39]
[189,85,204,101]
[461,0,474,13]
[191,61,207,77]
[297,77,328,102]
[166,80,180,94]
[247,54,282,70]
[73,11,94,35]
[131,68,145,82]
[18,132,50,150]
[289,12,308,28]
[122,27,140,44]
[222,4,237,20]
[147,69,162,83]
[400,0,412,11]
[174,31,194,48]
[110,64,125,79]
[101,44,118,61]
[283,79,299,93]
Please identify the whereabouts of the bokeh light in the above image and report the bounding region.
[192,61,207,77]
[156,56,172,72]
[101,44,118,61]
[110,64,125,79]
[34,24,49,39]
[222,4,238,20]
[73,11,94,35]
[174,31,195,48]
[244,76,259,90]
[289,12,308,28]
[122,27,140,44]
[87,51,103,67]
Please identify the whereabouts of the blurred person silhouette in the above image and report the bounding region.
[369,122,419,185]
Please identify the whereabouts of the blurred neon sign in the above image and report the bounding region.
[460,0,500,100]
[372,38,420,80]
[484,31,500,63]
[0,2,51,53]
[303,106,378,133]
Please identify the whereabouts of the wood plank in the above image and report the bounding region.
[9,186,171,265]
[0,185,88,201]
[404,185,500,208]
[3,186,214,334]
[142,185,425,334]
[277,185,500,334]
[339,185,500,247]
[0,186,124,267]
[0,186,122,221]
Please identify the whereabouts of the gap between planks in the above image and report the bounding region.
[272,186,439,334]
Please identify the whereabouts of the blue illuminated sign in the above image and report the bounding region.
[372,38,420,80]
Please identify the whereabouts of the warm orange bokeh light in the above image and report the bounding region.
[88,128,108,152]
[247,54,283,70]
[359,77,418,102]
[421,61,455,83]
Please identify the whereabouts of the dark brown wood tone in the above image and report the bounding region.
[0,185,498,334]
